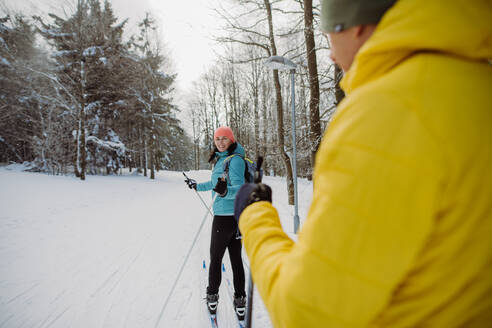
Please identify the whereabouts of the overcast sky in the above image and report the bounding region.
[1,0,222,91]
[119,0,222,91]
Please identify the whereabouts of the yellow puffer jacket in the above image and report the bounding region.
[239,0,492,327]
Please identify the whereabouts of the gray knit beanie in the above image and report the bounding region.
[321,0,397,33]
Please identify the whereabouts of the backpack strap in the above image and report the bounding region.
[222,154,245,182]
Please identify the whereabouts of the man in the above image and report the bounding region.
[235,0,492,327]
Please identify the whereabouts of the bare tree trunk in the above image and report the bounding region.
[229,63,240,136]
[136,124,142,173]
[149,109,155,179]
[74,123,81,177]
[192,113,199,170]
[254,94,260,159]
[144,137,148,177]
[128,121,133,173]
[264,0,294,205]
[79,113,86,180]
[247,58,261,159]
[149,132,155,179]
[221,77,230,127]
[261,81,269,175]
[141,122,147,177]
[150,150,155,179]
[203,104,211,151]
[303,0,321,177]
[300,74,309,178]
[78,59,87,180]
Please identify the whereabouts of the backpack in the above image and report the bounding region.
[222,154,262,183]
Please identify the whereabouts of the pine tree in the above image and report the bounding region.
[35,0,131,178]
[126,13,178,179]
[0,15,39,164]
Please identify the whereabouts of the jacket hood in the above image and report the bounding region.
[341,0,492,94]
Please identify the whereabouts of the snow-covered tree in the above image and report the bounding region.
[0,14,42,164]
[1,2,189,176]
[34,0,132,179]
[125,13,181,179]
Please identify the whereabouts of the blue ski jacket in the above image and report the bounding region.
[196,143,246,216]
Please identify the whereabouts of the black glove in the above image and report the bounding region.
[234,183,272,222]
[185,178,197,190]
[213,178,228,197]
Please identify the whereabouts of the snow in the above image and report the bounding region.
[86,132,126,157]
[18,96,29,103]
[0,24,10,33]
[39,28,74,38]
[0,37,8,50]
[0,166,313,327]
[52,50,77,57]
[84,101,101,113]
[1,56,11,67]
[83,46,102,57]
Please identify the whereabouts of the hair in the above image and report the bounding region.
[208,142,238,164]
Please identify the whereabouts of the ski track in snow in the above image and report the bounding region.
[0,167,312,327]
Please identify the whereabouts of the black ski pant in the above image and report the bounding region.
[207,215,246,298]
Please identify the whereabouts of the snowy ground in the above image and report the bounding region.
[0,164,312,328]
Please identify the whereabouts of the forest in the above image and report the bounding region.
[0,0,344,203]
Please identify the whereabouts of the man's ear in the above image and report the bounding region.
[356,24,378,42]
[354,25,365,37]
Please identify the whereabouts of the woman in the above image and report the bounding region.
[184,126,247,320]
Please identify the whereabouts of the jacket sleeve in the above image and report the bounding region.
[196,180,213,192]
[222,155,245,200]
[239,95,443,327]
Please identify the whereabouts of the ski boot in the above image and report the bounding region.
[233,295,246,321]
[207,293,219,315]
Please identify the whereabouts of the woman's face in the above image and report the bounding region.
[214,136,233,152]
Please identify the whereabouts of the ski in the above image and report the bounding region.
[222,264,246,328]
[209,313,219,328]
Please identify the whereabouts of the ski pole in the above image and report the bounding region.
[154,176,215,328]
[245,156,264,328]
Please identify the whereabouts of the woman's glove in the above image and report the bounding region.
[213,178,228,197]
[234,183,272,222]
[185,178,197,190]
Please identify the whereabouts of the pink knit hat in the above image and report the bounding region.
[214,126,235,143]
